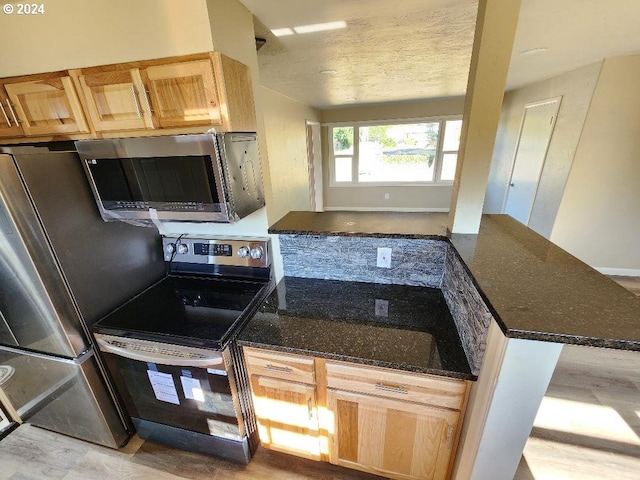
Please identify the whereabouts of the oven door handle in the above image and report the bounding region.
[96,337,224,368]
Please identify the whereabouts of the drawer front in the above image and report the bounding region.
[243,347,315,384]
[326,362,467,410]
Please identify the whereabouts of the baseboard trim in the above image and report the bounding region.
[323,207,449,212]
[595,267,640,277]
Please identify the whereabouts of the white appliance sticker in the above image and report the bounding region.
[147,370,180,405]
[180,376,205,402]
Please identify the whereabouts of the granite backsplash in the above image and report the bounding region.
[278,233,490,376]
[441,246,493,375]
[278,234,446,287]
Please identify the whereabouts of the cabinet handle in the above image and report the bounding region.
[263,364,292,374]
[140,87,153,116]
[446,425,455,450]
[375,382,408,395]
[131,85,142,118]
[0,101,11,127]
[307,398,313,420]
[6,100,19,125]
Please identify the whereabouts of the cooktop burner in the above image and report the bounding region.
[93,237,272,349]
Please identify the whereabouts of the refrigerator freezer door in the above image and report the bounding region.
[13,152,165,329]
[0,154,87,357]
[0,345,128,448]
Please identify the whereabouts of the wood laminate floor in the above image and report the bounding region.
[1,278,638,480]
[0,424,385,480]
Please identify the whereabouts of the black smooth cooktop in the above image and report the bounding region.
[93,274,269,349]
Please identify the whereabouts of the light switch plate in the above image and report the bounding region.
[376,247,392,268]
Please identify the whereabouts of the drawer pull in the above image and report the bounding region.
[375,382,408,395]
[264,364,292,374]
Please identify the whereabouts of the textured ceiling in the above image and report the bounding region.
[239,0,640,109]
[241,0,477,108]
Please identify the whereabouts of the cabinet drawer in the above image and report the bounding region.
[244,347,315,384]
[326,362,467,410]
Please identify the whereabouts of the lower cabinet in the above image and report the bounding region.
[328,389,459,480]
[243,346,470,480]
[249,374,321,460]
[243,347,321,460]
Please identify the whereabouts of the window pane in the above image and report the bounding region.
[358,123,438,182]
[333,127,353,154]
[443,120,463,151]
[334,156,352,182]
[440,153,458,181]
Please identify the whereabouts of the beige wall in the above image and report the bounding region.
[0,0,213,76]
[261,88,320,222]
[320,98,464,211]
[551,55,640,271]
[484,62,602,238]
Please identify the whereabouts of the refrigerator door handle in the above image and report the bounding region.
[95,336,224,368]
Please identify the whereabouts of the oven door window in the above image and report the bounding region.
[87,155,219,210]
[103,353,242,440]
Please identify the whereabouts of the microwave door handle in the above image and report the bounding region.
[95,337,224,368]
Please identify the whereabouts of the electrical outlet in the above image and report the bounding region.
[375,299,389,317]
[384,193,390,200]
[376,247,392,268]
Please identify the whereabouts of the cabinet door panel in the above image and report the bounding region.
[250,375,321,460]
[328,389,458,480]
[76,69,154,132]
[146,60,221,128]
[5,77,88,136]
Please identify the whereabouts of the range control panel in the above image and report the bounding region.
[162,236,271,268]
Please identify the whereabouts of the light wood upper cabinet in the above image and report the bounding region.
[69,53,256,136]
[146,59,221,129]
[3,74,89,137]
[0,53,255,143]
[72,69,154,132]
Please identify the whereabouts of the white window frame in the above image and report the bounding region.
[328,116,462,187]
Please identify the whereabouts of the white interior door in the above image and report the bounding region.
[504,97,561,225]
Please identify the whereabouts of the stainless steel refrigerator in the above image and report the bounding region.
[0,143,165,447]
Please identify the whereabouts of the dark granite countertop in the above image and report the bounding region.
[269,210,449,239]
[449,215,640,350]
[269,211,640,351]
[238,276,474,380]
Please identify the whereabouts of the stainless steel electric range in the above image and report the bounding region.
[92,236,273,464]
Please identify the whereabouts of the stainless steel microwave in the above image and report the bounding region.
[75,133,264,223]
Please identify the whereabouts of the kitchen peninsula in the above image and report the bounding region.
[239,210,640,480]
